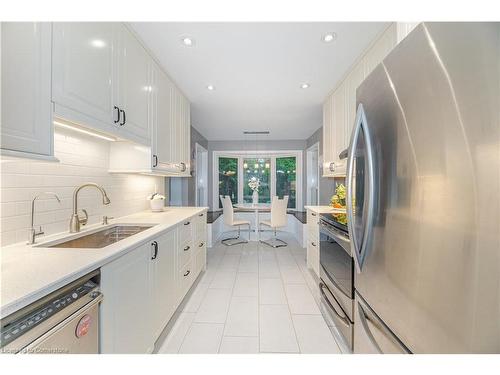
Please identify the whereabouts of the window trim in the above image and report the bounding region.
[213,150,303,210]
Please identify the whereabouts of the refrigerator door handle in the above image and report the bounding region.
[356,299,410,354]
[346,103,376,272]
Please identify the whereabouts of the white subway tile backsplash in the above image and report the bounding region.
[0,128,164,247]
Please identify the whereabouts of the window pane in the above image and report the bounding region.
[243,158,271,204]
[276,156,296,208]
[218,157,238,208]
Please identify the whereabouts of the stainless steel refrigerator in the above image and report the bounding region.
[347,22,500,353]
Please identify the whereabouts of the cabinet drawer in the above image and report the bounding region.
[195,243,207,276]
[307,211,319,227]
[195,212,207,240]
[308,225,319,241]
[179,259,194,297]
[178,239,192,268]
[179,219,193,244]
[307,240,320,276]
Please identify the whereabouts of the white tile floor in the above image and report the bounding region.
[157,232,342,354]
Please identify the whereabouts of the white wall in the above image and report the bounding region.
[0,128,164,246]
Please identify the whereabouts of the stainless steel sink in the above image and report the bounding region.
[40,225,155,249]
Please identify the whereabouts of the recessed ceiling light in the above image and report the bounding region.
[90,39,106,48]
[207,85,215,91]
[301,83,310,89]
[322,32,337,43]
[181,36,195,46]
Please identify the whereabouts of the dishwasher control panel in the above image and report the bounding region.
[0,280,98,348]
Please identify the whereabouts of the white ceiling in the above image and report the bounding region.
[130,22,388,141]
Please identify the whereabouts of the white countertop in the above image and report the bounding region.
[0,207,207,319]
[304,205,346,214]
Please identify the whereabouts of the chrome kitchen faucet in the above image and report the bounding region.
[69,183,111,233]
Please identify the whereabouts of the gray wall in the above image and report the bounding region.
[167,126,209,207]
[169,126,338,210]
[304,126,337,206]
[207,139,307,210]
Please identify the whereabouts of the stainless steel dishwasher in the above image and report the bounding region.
[1,270,102,354]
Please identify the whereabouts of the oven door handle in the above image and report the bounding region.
[320,222,350,249]
[319,282,350,328]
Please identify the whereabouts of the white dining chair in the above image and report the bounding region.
[220,195,251,246]
[259,195,289,248]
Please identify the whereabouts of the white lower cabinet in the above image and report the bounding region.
[100,241,153,354]
[322,23,398,177]
[306,210,320,277]
[150,229,176,339]
[100,211,207,353]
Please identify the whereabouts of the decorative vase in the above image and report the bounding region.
[252,190,259,205]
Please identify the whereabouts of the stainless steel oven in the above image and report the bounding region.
[319,213,354,351]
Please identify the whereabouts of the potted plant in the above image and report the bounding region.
[147,193,165,212]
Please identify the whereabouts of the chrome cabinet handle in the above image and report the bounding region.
[319,283,350,328]
[114,106,120,124]
[199,242,204,247]
[183,270,190,277]
[152,155,158,167]
[151,241,158,260]
[183,245,190,251]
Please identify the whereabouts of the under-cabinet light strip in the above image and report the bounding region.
[53,120,116,142]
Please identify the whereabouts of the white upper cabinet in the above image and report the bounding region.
[151,62,174,170]
[52,23,150,145]
[363,23,397,78]
[345,60,365,148]
[322,23,398,177]
[1,22,54,159]
[52,22,116,134]
[322,95,333,176]
[397,22,420,43]
[113,24,151,145]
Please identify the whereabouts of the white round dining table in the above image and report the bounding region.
[233,203,271,239]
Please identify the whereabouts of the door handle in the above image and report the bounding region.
[183,245,190,252]
[356,299,410,354]
[180,162,186,172]
[151,241,158,260]
[329,162,336,172]
[184,221,190,226]
[152,155,158,167]
[114,106,120,124]
[347,103,376,273]
[198,242,204,247]
[183,270,190,277]
[119,109,126,126]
